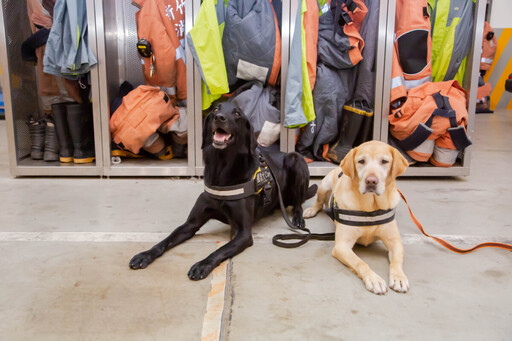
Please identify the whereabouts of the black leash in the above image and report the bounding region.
[262,154,335,248]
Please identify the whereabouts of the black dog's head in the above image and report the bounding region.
[201,102,257,156]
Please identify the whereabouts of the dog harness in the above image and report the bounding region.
[203,153,274,206]
[325,195,396,226]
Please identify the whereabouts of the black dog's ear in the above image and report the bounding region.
[201,113,213,150]
[244,118,258,157]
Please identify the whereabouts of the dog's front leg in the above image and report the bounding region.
[380,223,409,293]
[332,231,388,295]
[188,210,254,280]
[129,194,215,270]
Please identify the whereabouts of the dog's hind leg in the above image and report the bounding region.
[129,194,217,270]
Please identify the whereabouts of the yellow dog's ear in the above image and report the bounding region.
[340,148,357,179]
[390,146,408,179]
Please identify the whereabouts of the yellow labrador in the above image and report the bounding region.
[303,141,409,295]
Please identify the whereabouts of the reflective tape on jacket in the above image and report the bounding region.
[430,145,459,167]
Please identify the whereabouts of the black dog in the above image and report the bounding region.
[129,102,317,280]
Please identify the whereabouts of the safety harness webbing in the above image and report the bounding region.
[325,195,396,226]
[203,152,274,206]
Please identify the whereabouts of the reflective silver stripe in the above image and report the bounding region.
[481,57,493,64]
[337,209,396,223]
[413,138,435,155]
[391,76,405,89]
[176,44,186,63]
[159,86,176,95]
[204,186,245,197]
[404,75,431,90]
[432,145,459,165]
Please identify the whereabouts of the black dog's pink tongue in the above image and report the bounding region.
[214,131,231,142]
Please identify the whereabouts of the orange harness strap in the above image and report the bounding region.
[398,189,512,253]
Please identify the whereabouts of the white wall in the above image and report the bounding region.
[489,0,512,29]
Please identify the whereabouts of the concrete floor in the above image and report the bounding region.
[0,110,511,340]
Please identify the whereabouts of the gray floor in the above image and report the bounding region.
[0,111,511,340]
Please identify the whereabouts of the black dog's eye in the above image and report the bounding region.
[233,111,240,118]
[213,107,219,114]
[358,159,365,165]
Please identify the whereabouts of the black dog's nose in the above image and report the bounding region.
[214,113,227,122]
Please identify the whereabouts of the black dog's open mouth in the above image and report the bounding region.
[212,128,233,149]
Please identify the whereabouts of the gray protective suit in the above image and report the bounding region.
[43,0,97,80]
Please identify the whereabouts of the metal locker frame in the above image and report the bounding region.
[193,0,292,176]
[285,0,389,177]
[0,0,104,176]
[94,0,196,177]
[379,0,486,177]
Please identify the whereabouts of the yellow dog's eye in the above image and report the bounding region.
[381,159,389,164]
[358,159,365,165]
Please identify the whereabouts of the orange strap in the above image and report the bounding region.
[397,189,512,254]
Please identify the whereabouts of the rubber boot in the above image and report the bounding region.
[52,103,74,163]
[26,116,46,160]
[143,133,173,160]
[66,103,96,164]
[326,105,366,163]
[43,116,60,162]
[111,141,143,159]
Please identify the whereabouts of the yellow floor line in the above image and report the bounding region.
[484,28,512,83]
[201,242,231,341]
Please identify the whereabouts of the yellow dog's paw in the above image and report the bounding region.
[389,272,409,293]
[363,272,388,295]
[303,206,319,219]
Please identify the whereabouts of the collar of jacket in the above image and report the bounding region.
[324,195,396,226]
[203,154,273,201]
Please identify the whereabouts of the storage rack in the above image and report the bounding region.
[0,0,487,177]
[379,0,486,177]
[0,0,104,176]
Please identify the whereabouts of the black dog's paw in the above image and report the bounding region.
[292,214,306,229]
[129,251,154,270]
[188,260,215,281]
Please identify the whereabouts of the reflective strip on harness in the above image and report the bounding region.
[336,209,396,226]
[203,152,275,203]
[325,196,396,226]
[204,186,245,198]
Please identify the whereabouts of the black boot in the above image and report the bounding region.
[66,103,96,164]
[52,103,74,163]
[26,116,46,160]
[43,116,60,162]
[326,103,369,163]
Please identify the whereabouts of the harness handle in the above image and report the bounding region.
[265,156,335,248]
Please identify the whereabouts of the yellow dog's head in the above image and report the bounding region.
[340,141,408,196]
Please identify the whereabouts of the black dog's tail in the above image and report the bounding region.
[305,184,318,200]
